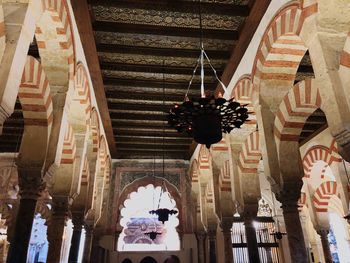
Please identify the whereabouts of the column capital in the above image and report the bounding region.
[71,211,85,229]
[316,226,330,236]
[220,217,234,232]
[51,195,70,218]
[16,165,45,200]
[275,183,302,213]
[195,231,207,241]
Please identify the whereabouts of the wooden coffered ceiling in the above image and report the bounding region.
[0,0,327,158]
[79,0,267,159]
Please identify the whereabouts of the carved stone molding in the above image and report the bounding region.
[16,165,45,200]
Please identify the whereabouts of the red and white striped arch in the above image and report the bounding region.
[252,3,317,90]
[219,160,231,192]
[60,124,76,165]
[190,159,199,184]
[298,191,307,211]
[205,181,214,205]
[36,0,76,81]
[211,138,229,152]
[274,79,322,141]
[313,181,339,212]
[230,76,256,124]
[198,145,211,170]
[303,145,341,178]
[238,131,261,174]
[18,56,53,127]
[74,64,92,122]
[0,4,5,62]
[97,136,108,176]
[81,157,89,186]
[90,108,100,153]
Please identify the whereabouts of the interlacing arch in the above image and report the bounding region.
[0,3,5,62]
[60,123,76,165]
[18,56,53,127]
[302,145,341,179]
[35,0,76,85]
[238,131,261,174]
[274,79,322,141]
[313,181,339,212]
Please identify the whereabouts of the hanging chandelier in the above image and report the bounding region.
[149,181,178,224]
[168,1,249,149]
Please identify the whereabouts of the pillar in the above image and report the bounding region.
[207,228,217,263]
[317,228,332,263]
[6,166,43,263]
[68,212,84,263]
[82,224,94,263]
[221,218,234,263]
[279,192,308,263]
[196,231,206,263]
[47,196,69,263]
[244,216,260,263]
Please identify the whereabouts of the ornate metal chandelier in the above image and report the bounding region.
[168,1,248,148]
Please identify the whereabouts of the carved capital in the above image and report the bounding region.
[16,165,45,200]
[195,231,207,241]
[220,217,234,232]
[51,196,70,217]
[275,182,302,212]
[71,211,85,229]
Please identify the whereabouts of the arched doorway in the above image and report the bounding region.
[118,184,180,251]
[164,255,180,263]
[140,256,157,263]
[121,259,133,263]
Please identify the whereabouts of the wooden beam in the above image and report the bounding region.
[89,0,250,17]
[96,43,230,59]
[71,0,117,157]
[93,21,239,40]
[216,0,271,94]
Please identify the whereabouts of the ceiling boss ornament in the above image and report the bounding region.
[168,0,248,149]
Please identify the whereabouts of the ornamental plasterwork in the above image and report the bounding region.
[120,173,180,190]
[93,6,245,30]
[98,52,225,69]
[95,32,234,51]
[102,70,217,83]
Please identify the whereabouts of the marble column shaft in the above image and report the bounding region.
[221,219,234,263]
[46,197,69,263]
[281,201,308,263]
[207,229,217,263]
[244,217,260,263]
[196,232,206,263]
[68,213,84,263]
[82,224,94,263]
[317,229,333,263]
[6,167,43,263]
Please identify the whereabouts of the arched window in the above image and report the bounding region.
[118,184,180,251]
[140,256,157,263]
[164,255,180,263]
[121,259,133,263]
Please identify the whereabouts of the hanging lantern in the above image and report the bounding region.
[167,2,249,148]
[149,208,178,224]
[149,181,178,224]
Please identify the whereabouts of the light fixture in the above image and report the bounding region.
[149,181,178,224]
[149,62,178,224]
[168,0,248,148]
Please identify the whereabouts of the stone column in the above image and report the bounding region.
[317,228,332,263]
[46,196,69,263]
[196,231,206,263]
[68,212,84,263]
[6,166,43,263]
[244,216,260,263]
[221,218,233,263]
[207,228,217,263]
[82,224,94,263]
[279,192,308,263]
